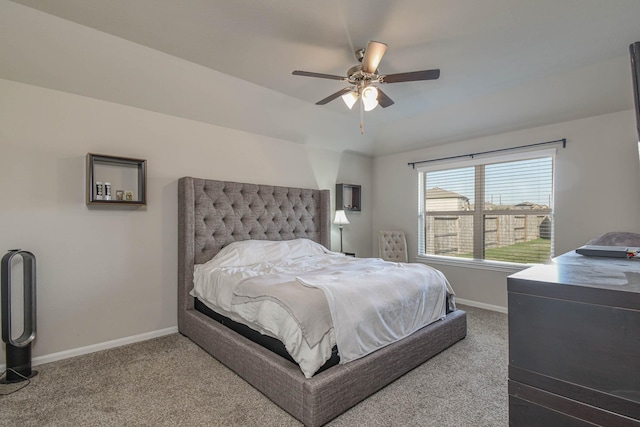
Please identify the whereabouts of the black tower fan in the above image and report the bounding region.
[1,249,37,383]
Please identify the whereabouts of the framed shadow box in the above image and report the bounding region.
[336,183,361,212]
[86,153,147,206]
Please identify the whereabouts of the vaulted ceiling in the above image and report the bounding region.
[4,0,640,156]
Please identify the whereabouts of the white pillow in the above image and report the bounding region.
[203,238,331,268]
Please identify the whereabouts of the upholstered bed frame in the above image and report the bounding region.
[178,177,467,426]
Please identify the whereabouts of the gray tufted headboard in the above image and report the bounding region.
[178,177,331,322]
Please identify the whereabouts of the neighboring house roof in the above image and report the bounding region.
[426,187,469,201]
[514,201,549,209]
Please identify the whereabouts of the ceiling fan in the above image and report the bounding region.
[292,41,440,115]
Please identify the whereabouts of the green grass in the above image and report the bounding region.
[454,238,551,264]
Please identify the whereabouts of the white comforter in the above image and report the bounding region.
[191,239,453,378]
[297,261,450,363]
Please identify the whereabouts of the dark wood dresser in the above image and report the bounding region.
[508,251,640,426]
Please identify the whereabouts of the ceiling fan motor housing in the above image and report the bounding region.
[347,65,379,84]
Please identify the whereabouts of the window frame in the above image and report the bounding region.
[416,148,555,271]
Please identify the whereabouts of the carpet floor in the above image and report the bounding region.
[0,305,507,426]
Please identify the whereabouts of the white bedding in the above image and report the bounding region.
[191,239,453,378]
[297,261,450,363]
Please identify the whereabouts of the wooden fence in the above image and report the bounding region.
[425,213,550,256]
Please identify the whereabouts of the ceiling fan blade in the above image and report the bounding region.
[360,41,388,74]
[382,69,440,83]
[316,87,353,105]
[292,70,345,81]
[377,88,395,108]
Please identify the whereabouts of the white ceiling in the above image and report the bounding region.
[5,0,640,156]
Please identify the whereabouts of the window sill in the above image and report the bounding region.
[415,255,534,274]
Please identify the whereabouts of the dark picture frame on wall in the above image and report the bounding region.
[86,153,147,206]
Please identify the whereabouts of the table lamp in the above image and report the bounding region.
[333,210,350,253]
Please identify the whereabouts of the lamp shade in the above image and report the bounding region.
[362,86,379,111]
[333,210,350,225]
[341,91,358,109]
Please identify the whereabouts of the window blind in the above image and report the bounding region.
[418,152,554,265]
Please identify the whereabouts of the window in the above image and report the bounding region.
[418,150,554,265]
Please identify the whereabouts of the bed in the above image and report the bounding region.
[178,177,467,426]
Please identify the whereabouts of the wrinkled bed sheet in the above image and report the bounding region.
[191,239,452,378]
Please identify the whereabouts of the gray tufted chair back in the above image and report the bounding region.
[378,231,408,263]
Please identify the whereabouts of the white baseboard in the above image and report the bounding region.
[456,298,508,314]
[1,326,178,372]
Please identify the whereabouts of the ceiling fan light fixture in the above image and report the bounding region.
[362,86,379,111]
[341,90,358,109]
[363,99,378,112]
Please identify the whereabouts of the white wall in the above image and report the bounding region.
[0,79,372,365]
[373,110,640,310]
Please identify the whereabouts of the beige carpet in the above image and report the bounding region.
[0,305,507,426]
